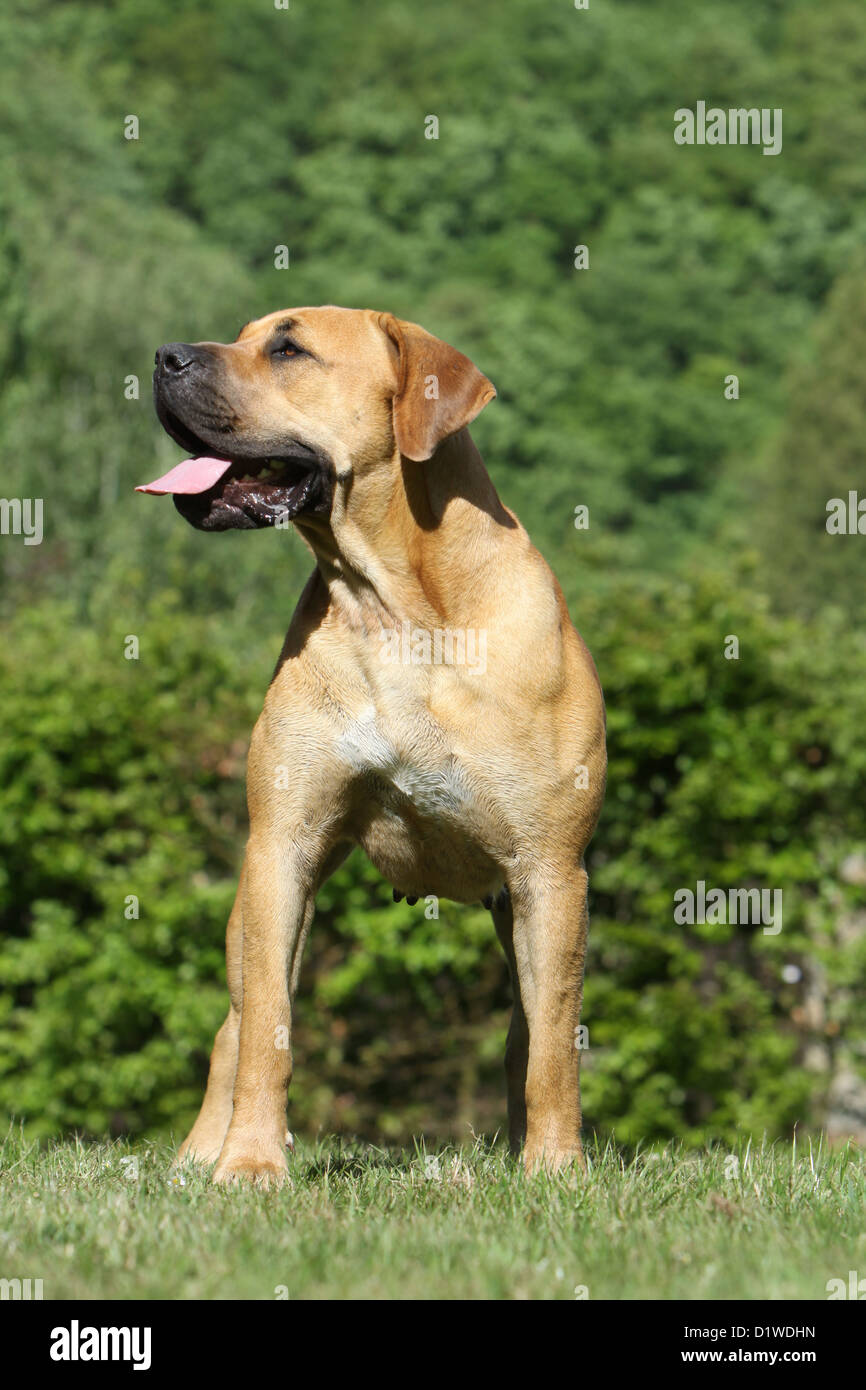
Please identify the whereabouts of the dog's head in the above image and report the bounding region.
[140,306,496,532]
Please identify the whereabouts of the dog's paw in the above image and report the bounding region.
[175,1134,226,1168]
[522,1145,585,1177]
[212,1148,290,1188]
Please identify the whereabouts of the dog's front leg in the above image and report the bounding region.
[212,835,314,1187]
[176,862,245,1165]
[492,891,529,1154]
[510,864,590,1175]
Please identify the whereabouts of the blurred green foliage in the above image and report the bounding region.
[1,583,864,1145]
[1,0,865,1145]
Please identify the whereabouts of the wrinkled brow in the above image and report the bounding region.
[236,317,301,343]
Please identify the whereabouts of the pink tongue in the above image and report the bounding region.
[135,456,233,496]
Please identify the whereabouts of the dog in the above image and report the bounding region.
[137,306,606,1182]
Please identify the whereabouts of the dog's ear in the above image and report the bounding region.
[378,314,496,462]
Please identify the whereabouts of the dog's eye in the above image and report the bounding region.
[272,340,305,359]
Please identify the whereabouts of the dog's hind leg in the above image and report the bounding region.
[492,890,528,1155]
[176,861,246,1166]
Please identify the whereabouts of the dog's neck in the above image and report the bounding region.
[296,428,516,633]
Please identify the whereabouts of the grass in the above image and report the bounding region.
[0,1128,864,1300]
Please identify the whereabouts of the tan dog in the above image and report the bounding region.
[138,306,606,1182]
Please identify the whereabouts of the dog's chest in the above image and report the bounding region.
[336,704,471,819]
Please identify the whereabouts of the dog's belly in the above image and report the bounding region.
[354,797,503,903]
[337,705,505,902]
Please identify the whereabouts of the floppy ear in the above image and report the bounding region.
[379,314,496,462]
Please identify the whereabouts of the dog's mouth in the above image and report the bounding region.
[137,407,331,531]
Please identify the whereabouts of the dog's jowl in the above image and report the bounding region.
[137,306,607,1182]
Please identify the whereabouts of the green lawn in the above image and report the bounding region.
[1,1129,863,1300]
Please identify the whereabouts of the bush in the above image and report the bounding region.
[2,570,864,1146]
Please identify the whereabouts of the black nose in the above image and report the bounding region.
[155,343,201,375]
